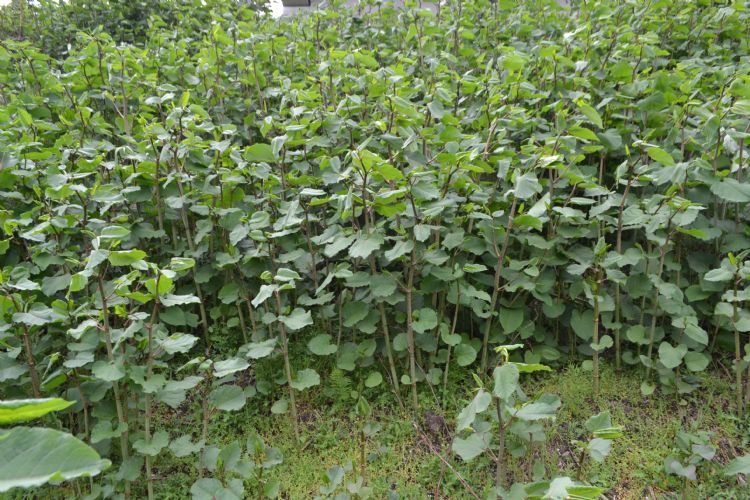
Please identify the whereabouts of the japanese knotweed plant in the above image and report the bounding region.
[1,0,750,495]
[252,267,318,440]
[571,411,624,481]
[452,345,560,489]
[190,434,283,500]
[703,252,750,416]
[664,429,716,498]
[451,345,611,498]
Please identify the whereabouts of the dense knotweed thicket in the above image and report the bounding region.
[1,0,749,497]
[0,0,261,57]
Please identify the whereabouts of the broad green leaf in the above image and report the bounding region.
[683,323,708,346]
[463,263,487,273]
[733,100,750,116]
[500,307,524,333]
[145,273,174,297]
[646,146,675,166]
[454,344,477,366]
[625,325,649,345]
[252,285,276,308]
[665,457,696,480]
[514,172,542,200]
[159,333,199,355]
[658,342,687,369]
[512,362,552,373]
[704,267,733,282]
[290,368,320,391]
[513,395,561,421]
[218,283,240,304]
[245,143,275,163]
[169,257,196,271]
[374,162,403,181]
[569,126,600,142]
[590,334,613,352]
[452,432,490,461]
[213,358,249,378]
[365,371,383,388]
[370,274,397,298]
[208,385,246,412]
[584,411,612,433]
[0,398,73,424]
[596,128,622,151]
[271,399,288,415]
[0,427,110,492]
[441,328,462,346]
[242,339,277,359]
[513,214,542,231]
[308,334,337,356]
[564,485,607,499]
[10,278,41,291]
[349,232,384,259]
[414,224,432,242]
[570,310,594,341]
[279,308,313,331]
[169,435,205,458]
[413,308,438,333]
[108,249,147,266]
[393,333,408,352]
[190,478,243,500]
[13,307,64,326]
[91,421,127,444]
[725,454,750,475]
[587,438,612,463]
[492,363,519,400]
[640,381,656,396]
[711,178,750,202]
[684,351,710,372]
[343,300,370,327]
[91,361,126,382]
[133,430,170,456]
[455,389,491,431]
[578,103,603,128]
[69,273,87,293]
[275,268,301,282]
[324,234,355,258]
[160,294,200,307]
[99,225,130,240]
[41,273,70,296]
[385,239,413,261]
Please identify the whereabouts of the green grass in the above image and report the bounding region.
[532,365,747,499]
[147,362,750,499]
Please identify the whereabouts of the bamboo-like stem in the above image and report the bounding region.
[592,270,601,400]
[359,415,367,483]
[481,197,518,372]
[199,370,211,477]
[442,281,461,408]
[273,290,300,440]
[8,293,41,398]
[236,300,248,344]
[405,248,419,410]
[495,397,506,489]
[172,147,210,345]
[614,172,635,371]
[732,278,744,417]
[143,273,161,500]
[646,226,673,376]
[97,272,130,498]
